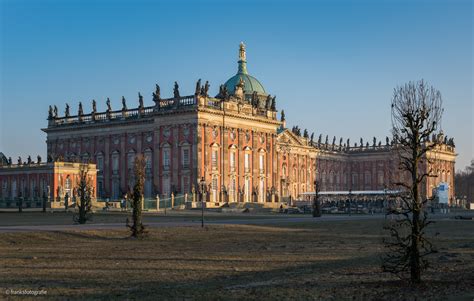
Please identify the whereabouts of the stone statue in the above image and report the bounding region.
[360,137,363,147]
[280,110,285,122]
[37,155,42,164]
[303,129,309,139]
[373,137,376,147]
[138,92,144,108]
[204,81,210,97]
[339,137,343,146]
[386,136,389,145]
[347,138,350,147]
[78,102,83,116]
[153,84,161,103]
[27,156,32,164]
[251,92,258,107]
[17,156,22,165]
[53,105,58,118]
[310,133,314,143]
[8,157,12,165]
[266,95,272,110]
[271,96,276,111]
[121,96,127,111]
[48,105,53,120]
[173,81,180,98]
[92,99,97,114]
[325,135,329,145]
[195,79,201,96]
[106,98,112,112]
[65,103,70,117]
[332,136,336,145]
[366,142,369,148]
[239,42,246,61]
[318,134,322,145]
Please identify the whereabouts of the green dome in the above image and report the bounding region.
[224,73,266,95]
[224,42,267,95]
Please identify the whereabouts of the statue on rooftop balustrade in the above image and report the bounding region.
[92,99,97,114]
[386,136,389,146]
[122,96,127,111]
[48,106,53,120]
[78,102,83,116]
[65,104,70,117]
[360,137,363,147]
[325,135,329,145]
[265,95,272,110]
[204,81,210,97]
[318,134,322,145]
[138,92,144,108]
[332,136,336,145]
[310,133,314,144]
[27,156,32,164]
[106,98,112,112]
[17,156,22,165]
[37,155,42,164]
[271,96,276,111]
[195,79,201,96]
[373,137,376,147]
[280,110,285,122]
[8,157,12,165]
[347,138,350,148]
[53,105,58,118]
[153,84,161,104]
[173,82,180,98]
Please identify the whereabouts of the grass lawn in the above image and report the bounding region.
[0,219,473,300]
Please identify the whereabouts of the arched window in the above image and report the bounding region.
[144,149,153,170]
[96,152,104,174]
[281,164,287,179]
[127,150,136,171]
[111,151,120,174]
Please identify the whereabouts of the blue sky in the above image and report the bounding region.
[1,0,472,169]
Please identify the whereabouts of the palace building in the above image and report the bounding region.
[36,43,456,205]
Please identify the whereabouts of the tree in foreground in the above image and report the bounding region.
[126,155,147,238]
[73,166,93,224]
[383,79,443,284]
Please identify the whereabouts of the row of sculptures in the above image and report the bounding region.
[48,79,279,119]
[3,155,42,166]
[289,125,455,150]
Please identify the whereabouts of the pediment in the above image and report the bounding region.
[277,129,304,146]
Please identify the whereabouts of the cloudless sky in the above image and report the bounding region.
[1,0,472,169]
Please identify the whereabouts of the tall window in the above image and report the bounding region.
[182,148,190,168]
[259,178,265,202]
[144,149,152,170]
[244,177,250,202]
[212,177,218,202]
[163,149,170,169]
[230,152,236,171]
[244,153,250,172]
[229,177,236,201]
[365,171,371,186]
[96,154,104,174]
[211,149,218,169]
[127,151,135,171]
[182,176,190,194]
[112,151,119,173]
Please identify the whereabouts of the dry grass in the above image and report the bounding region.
[0,219,473,300]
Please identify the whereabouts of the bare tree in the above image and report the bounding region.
[383,79,443,284]
[73,166,93,224]
[127,155,147,238]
